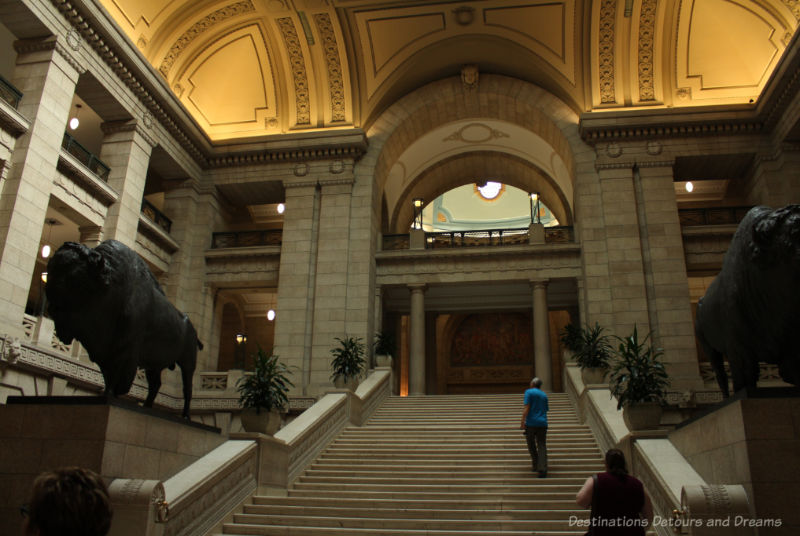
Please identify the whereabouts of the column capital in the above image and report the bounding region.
[529,279,549,289]
[408,283,427,292]
[100,120,158,149]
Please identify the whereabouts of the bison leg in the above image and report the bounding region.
[179,363,193,419]
[144,368,161,408]
[696,324,730,398]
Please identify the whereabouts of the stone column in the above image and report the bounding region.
[0,39,81,337]
[637,163,704,390]
[100,121,156,244]
[531,280,552,389]
[78,225,103,248]
[273,179,319,395]
[408,284,427,395]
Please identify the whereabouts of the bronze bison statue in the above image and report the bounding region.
[695,204,800,397]
[46,240,201,417]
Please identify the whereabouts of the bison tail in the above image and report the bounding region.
[197,339,204,350]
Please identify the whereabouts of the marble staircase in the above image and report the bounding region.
[218,393,602,535]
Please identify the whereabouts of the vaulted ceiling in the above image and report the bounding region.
[100,0,799,143]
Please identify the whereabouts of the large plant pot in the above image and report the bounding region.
[240,408,282,435]
[622,402,663,431]
[375,354,393,368]
[581,367,607,385]
[333,376,360,391]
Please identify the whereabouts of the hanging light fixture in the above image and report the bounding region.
[267,309,276,321]
[41,219,57,258]
[685,181,694,193]
[412,198,424,230]
[277,203,285,214]
[69,103,82,130]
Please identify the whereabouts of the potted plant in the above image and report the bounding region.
[330,336,366,390]
[559,323,583,355]
[373,331,396,368]
[609,326,670,430]
[572,323,612,385]
[236,347,294,435]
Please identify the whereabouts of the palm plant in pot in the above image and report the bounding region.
[572,323,612,385]
[609,326,670,431]
[373,331,396,368]
[559,323,583,357]
[330,336,366,390]
[236,347,294,435]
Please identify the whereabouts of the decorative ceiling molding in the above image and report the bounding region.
[637,0,657,102]
[158,0,256,78]
[276,17,311,125]
[597,0,617,105]
[313,13,346,123]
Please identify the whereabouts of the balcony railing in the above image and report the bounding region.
[0,73,22,109]
[678,206,753,227]
[211,229,283,249]
[382,226,574,251]
[61,132,111,181]
[141,198,172,234]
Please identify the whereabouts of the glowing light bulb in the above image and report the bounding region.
[41,244,51,258]
[685,181,694,193]
[69,116,79,130]
[277,203,285,214]
[267,309,276,321]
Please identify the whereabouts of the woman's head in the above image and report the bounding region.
[24,467,112,536]
[605,448,628,477]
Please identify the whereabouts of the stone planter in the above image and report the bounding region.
[581,367,607,386]
[375,354,393,368]
[240,408,282,435]
[622,402,663,431]
[333,376,360,391]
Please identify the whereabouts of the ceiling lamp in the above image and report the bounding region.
[685,181,694,193]
[69,103,82,130]
[277,203,285,214]
[476,181,502,200]
[41,218,57,258]
[267,309,276,321]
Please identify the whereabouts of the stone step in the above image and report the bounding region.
[286,489,580,501]
[221,524,585,536]
[290,481,587,493]
[242,503,588,520]
[252,496,584,510]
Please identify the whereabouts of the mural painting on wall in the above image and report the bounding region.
[450,313,533,367]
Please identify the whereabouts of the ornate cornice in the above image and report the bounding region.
[277,17,311,125]
[313,13,346,123]
[100,120,158,148]
[580,119,763,143]
[50,0,209,166]
[14,37,86,75]
[206,144,366,168]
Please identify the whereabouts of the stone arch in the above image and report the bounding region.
[389,151,572,232]
[363,75,582,232]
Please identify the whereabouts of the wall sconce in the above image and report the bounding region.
[267,309,276,321]
[41,272,48,283]
[69,103,82,130]
[412,198,424,230]
[529,193,541,224]
[235,333,247,344]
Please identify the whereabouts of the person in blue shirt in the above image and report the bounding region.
[520,377,549,477]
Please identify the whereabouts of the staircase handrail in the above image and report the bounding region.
[563,363,753,536]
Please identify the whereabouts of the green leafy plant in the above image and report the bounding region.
[572,323,612,370]
[609,326,670,410]
[559,323,583,353]
[236,348,294,414]
[374,331,396,356]
[330,336,367,382]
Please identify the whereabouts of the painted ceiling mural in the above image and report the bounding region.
[99,0,800,142]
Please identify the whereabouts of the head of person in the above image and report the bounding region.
[22,467,112,536]
[530,377,543,389]
[605,448,628,478]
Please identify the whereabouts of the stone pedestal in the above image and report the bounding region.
[0,396,223,534]
[669,389,800,535]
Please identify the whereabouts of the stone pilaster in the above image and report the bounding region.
[273,180,319,395]
[162,184,220,373]
[409,284,426,395]
[0,39,81,337]
[78,225,103,248]
[99,121,156,245]
[636,163,703,390]
[531,279,552,389]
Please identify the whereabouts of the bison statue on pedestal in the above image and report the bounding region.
[46,240,200,418]
[695,204,800,397]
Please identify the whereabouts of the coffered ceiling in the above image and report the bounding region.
[99,0,800,142]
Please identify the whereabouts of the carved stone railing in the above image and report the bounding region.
[562,364,755,536]
[678,206,752,227]
[141,198,172,234]
[211,229,283,249]
[381,225,574,251]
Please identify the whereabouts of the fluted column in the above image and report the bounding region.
[531,279,552,389]
[409,284,427,395]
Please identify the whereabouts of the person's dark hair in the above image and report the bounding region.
[26,467,112,536]
[605,448,628,478]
